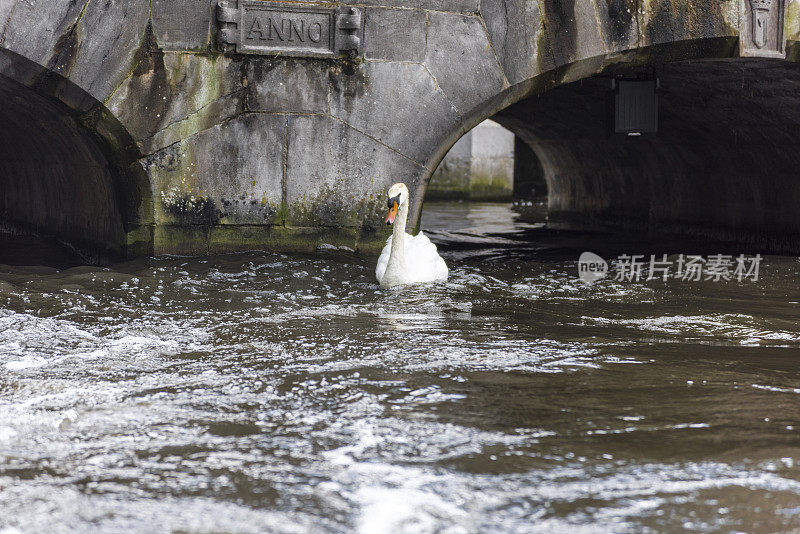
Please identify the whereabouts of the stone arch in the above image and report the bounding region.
[415,33,800,252]
[0,48,152,262]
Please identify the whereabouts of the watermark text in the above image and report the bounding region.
[578,253,762,283]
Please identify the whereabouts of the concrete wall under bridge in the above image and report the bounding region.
[428,120,515,201]
[1,0,800,259]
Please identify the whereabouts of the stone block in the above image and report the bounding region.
[285,114,425,229]
[639,0,738,47]
[246,58,330,114]
[125,224,155,258]
[209,225,361,253]
[424,12,506,117]
[430,120,514,201]
[154,225,209,255]
[3,1,85,68]
[146,113,284,226]
[0,47,47,95]
[638,0,675,46]
[428,131,472,199]
[208,225,278,253]
[539,0,605,66]
[144,91,244,155]
[481,0,555,85]
[341,0,477,14]
[469,121,514,200]
[108,53,245,152]
[151,0,212,51]
[364,7,426,62]
[0,1,16,39]
[789,0,800,43]
[329,60,462,165]
[592,0,639,52]
[67,0,150,102]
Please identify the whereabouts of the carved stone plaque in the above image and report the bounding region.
[217,1,363,58]
[741,0,787,58]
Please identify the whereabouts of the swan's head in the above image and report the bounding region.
[385,183,409,225]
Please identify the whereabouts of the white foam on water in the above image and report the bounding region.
[355,484,470,534]
[0,485,313,534]
[752,383,800,394]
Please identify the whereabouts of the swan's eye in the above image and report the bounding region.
[387,194,400,209]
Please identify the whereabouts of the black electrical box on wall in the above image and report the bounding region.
[608,79,658,136]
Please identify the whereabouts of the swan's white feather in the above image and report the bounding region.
[375,231,448,285]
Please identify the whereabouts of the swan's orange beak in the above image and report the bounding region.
[386,201,398,225]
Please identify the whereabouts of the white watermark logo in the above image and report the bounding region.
[578,251,609,283]
[578,253,762,283]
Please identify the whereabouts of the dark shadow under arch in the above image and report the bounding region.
[0,48,152,264]
[417,37,800,253]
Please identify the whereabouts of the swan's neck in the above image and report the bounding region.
[389,200,409,270]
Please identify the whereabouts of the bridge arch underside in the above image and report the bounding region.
[493,57,800,253]
[0,58,149,264]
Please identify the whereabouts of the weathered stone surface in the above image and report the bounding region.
[146,92,245,156]
[146,113,284,226]
[208,225,362,254]
[364,7,426,62]
[425,12,506,117]
[154,225,209,255]
[3,0,86,69]
[285,114,425,229]
[539,0,606,65]
[341,0,477,14]
[108,53,245,153]
[3,0,150,104]
[638,0,676,46]
[152,0,212,51]
[66,0,150,102]
[246,58,329,114]
[789,0,800,43]
[481,0,554,85]
[428,130,472,199]
[639,0,738,47]
[0,0,17,40]
[467,120,515,200]
[593,0,639,52]
[329,61,462,165]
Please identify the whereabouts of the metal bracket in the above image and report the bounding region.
[335,7,362,57]
[216,1,239,53]
[741,0,786,58]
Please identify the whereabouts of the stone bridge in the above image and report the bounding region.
[1,0,799,260]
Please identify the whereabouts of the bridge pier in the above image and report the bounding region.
[427,120,516,202]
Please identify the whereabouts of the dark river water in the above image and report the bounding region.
[2,202,800,533]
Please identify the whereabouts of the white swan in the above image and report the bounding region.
[375,183,448,288]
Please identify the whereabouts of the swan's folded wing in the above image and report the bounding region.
[404,232,448,283]
[375,235,393,282]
